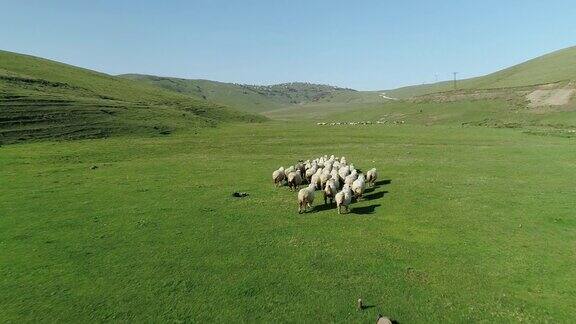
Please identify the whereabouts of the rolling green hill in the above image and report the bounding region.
[387,45,576,98]
[120,74,379,113]
[0,50,263,144]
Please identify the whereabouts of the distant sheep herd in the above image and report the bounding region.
[272,155,377,214]
[316,120,405,126]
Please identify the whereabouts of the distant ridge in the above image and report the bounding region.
[119,74,360,113]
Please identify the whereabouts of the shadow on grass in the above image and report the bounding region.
[350,204,381,215]
[364,186,377,193]
[374,179,392,186]
[365,179,391,193]
[363,191,388,201]
[313,203,336,212]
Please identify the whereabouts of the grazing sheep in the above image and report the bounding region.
[366,168,378,186]
[352,174,366,200]
[298,183,316,213]
[310,172,321,190]
[295,161,306,175]
[344,170,358,187]
[323,179,337,205]
[333,160,341,170]
[323,162,333,174]
[275,156,378,213]
[287,170,302,190]
[284,165,294,179]
[272,167,285,186]
[335,184,352,214]
[331,173,341,190]
[320,171,331,189]
[305,164,318,184]
[338,165,350,183]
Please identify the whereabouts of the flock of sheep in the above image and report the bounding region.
[316,120,405,126]
[272,155,378,214]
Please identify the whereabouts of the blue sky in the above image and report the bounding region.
[1,0,575,90]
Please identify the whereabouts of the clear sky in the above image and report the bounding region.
[1,0,575,90]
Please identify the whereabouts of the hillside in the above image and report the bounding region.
[0,50,263,144]
[387,45,576,98]
[120,74,373,113]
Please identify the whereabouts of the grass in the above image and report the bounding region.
[2,45,576,322]
[1,121,575,322]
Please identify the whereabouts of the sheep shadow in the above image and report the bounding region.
[375,179,392,186]
[364,186,377,193]
[350,204,381,215]
[313,203,336,212]
[363,191,388,201]
[364,179,391,193]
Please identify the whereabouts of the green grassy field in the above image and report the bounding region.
[2,45,576,322]
[1,121,575,322]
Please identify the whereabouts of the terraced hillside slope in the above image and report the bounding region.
[0,50,263,144]
[387,46,576,98]
[120,74,383,113]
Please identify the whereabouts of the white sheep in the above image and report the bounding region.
[333,160,341,170]
[352,174,366,200]
[349,163,355,173]
[335,184,352,214]
[330,169,341,189]
[298,183,316,213]
[305,163,318,184]
[320,171,331,189]
[338,165,350,182]
[344,169,358,187]
[284,165,294,179]
[272,167,285,186]
[366,168,378,186]
[310,172,321,190]
[323,179,337,205]
[287,170,302,191]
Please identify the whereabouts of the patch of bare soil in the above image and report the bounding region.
[527,88,574,108]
